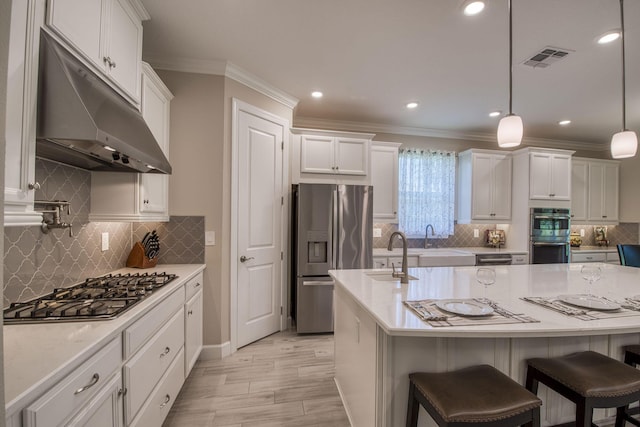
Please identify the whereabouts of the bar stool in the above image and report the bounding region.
[406,364,542,427]
[618,345,640,426]
[525,351,640,427]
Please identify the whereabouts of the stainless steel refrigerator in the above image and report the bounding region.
[291,184,373,333]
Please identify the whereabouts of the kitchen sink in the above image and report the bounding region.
[418,249,476,267]
[365,271,418,281]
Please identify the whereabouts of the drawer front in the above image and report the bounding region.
[607,252,621,264]
[24,337,122,427]
[572,252,606,263]
[66,372,123,427]
[388,256,418,268]
[129,348,185,427]
[185,289,204,376]
[512,254,528,265]
[184,271,204,302]
[124,287,184,357]
[124,308,184,424]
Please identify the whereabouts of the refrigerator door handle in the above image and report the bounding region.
[331,187,339,269]
[302,280,334,287]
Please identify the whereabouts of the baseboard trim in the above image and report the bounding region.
[200,341,232,360]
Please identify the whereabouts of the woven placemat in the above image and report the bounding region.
[522,296,640,321]
[403,298,539,327]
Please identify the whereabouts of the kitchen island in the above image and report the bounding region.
[330,264,640,427]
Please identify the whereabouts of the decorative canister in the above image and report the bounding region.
[570,232,582,247]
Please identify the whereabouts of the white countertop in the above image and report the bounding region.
[330,263,640,338]
[3,264,205,416]
[374,247,528,256]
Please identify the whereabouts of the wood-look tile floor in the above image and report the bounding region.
[163,330,351,427]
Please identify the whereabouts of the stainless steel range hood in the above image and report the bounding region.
[36,31,171,174]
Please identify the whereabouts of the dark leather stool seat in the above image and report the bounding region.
[407,364,542,427]
[525,351,640,427]
[619,345,640,426]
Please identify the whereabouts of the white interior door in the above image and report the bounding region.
[236,106,284,348]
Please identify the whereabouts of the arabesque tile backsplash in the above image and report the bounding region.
[3,159,204,307]
[374,222,640,249]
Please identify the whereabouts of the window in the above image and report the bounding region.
[398,148,456,237]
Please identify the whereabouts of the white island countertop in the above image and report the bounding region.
[373,247,528,256]
[330,263,640,338]
[3,264,205,417]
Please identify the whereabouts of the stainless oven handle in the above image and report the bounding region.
[531,242,568,246]
[532,215,571,220]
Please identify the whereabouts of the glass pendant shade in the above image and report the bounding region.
[497,114,523,148]
[611,130,638,159]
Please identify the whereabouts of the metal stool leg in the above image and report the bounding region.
[406,381,419,427]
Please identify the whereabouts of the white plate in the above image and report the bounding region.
[435,299,494,316]
[558,294,621,311]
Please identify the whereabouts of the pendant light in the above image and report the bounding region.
[497,0,523,148]
[610,0,637,159]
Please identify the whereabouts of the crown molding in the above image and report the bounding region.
[224,63,298,109]
[129,0,151,21]
[143,56,298,109]
[293,116,609,152]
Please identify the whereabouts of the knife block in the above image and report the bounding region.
[126,242,158,268]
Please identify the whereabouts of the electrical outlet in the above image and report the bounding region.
[205,231,216,246]
[101,232,109,251]
[474,229,480,238]
[373,228,382,238]
[580,229,585,237]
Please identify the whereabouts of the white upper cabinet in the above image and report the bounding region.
[293,129,374,183]
[457,149,512,223]
[571,157,619,224]
[587,159,619,223]
[528,151,572,200]
[90,63,173,222]
[46,0,145,102]
[571,159,588,221]
[370,142,400,222]
[300,135,368,175]
[4,0,45,226]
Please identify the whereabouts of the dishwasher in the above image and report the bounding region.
[475,253,513,266]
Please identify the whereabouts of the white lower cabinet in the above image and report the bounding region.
[185,289,203,376]
[15,270,206,427]
[129,348,185,427]
[124,307,185,424]
[23,338,122,427]
[372,256,418,268]
[67,373,124,427]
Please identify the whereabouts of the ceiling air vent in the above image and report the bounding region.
[522,46,574,68]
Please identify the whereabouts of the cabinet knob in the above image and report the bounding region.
[110,59,116,69]
[549,193,555,197]
[28,182,40,190]
[188,310,193,315]
[143,199,149,204]
[160,394,171,408]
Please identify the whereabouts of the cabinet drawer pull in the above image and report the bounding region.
[74,373,99,395]
[117,388,127,397]
[195,282,201,288]
[188,310,193,315]
[160,394,171,408]
[160,346,171,358]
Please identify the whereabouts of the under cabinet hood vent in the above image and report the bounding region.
[36,31,171,174]
[522,46,574,69]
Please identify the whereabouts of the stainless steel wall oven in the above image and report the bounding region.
[530,208,570,264]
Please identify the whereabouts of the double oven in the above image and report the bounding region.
[530,208,571,264]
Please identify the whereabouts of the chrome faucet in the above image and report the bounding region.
[387,231,409,284]
[424,224,435,249]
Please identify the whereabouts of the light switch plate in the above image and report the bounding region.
[473,229,480,238]
[205,231,216,246]
[580,229,585,237]
[373,228,382,238]
[101,232,109,251]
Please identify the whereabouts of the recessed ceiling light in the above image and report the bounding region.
[463,1,485,16]
[104,145,116,152]
[597,31,621,44]
[311,91,323,98]
[489,111,501,117]
[558,120,571,126]
[406,102,419,109]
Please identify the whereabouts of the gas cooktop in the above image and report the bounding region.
[3,272,178,324]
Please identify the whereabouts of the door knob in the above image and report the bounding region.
[240,255,254,263]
